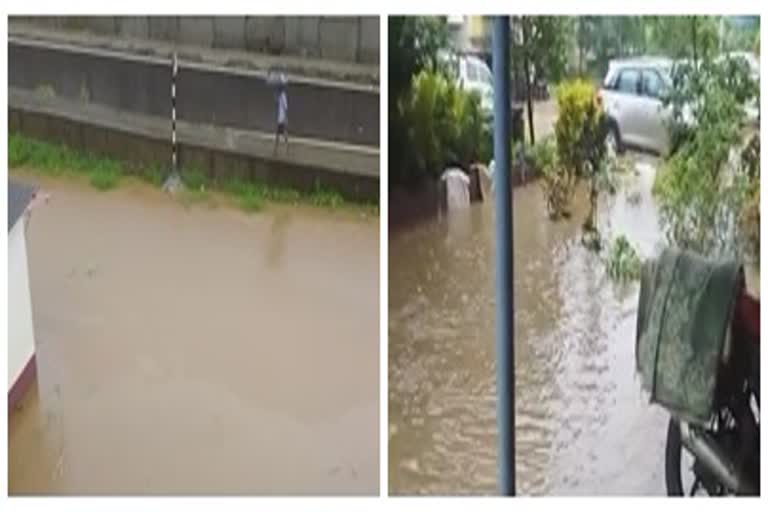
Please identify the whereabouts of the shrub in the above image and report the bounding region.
[400,69,492,181]
[554,79,605,179]
[530,136,557,175]
[654,55,759,259]
[404,70,450,176]
[88,159,122,191]
[605,235,642,281]
[548,79,609,225]
[739,134,760,261]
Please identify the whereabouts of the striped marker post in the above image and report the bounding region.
[171,51,178,175]
[163,51,182,193]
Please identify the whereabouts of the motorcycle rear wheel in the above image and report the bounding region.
[665,417,685,496]
[665,417,715,496]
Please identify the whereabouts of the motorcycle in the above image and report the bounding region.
[635,249,760,496]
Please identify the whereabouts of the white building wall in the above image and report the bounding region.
[8,219,36,390]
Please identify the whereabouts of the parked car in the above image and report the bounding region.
[456,54,495,119]
[599,57,675,155]
[600,54,759,156]
[438,51,495,121]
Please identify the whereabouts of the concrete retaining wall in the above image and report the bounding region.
[9,40,379,148]
[11,16,380,65]
[9,106,378,202]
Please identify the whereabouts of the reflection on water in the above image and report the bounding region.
[9,174,379,495]
[389,156,672,495]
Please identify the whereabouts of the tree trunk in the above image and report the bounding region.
[577,19,584,75]
[692,16,698,65]
[522,20,535,145]
[525,64,534,145]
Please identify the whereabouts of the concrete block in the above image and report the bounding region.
[179,16,214,49]
[213,16,246,49]
[48,116,83,152]
[38,17,65,29]
[244,16,286,54]
[275,160,317,192]
[265,17,286,54]
[213,150,252,183]
[358,16,379,64]
[117,17,150,39]
[319,17,358,63]
[102,130,166,172]
[81,123,110,158]
[62,17,90,31]
[284,18,300,56]
[21,111,52,141]
[244,17,269,52]
[296,17,321,57]
[9,16,37,27]
[9,109,22,132]
[139,136,172,170]
[148,16,180,42]
[89,16,117,35]
[250,157,273,183]
[178,145,212,179]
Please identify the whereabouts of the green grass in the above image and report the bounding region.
[237,190,265,212]
[143,163,166,187]
[9,132,122,188]
[88,167,121,190]
[9,132,378,214]
[309,185,344,208]
[182,167,207,190]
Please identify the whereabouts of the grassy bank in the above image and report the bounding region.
[8,133,378,215]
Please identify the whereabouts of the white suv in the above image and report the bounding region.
[599,57,675,155]
[457,54,494,116]
[439,51,495,120]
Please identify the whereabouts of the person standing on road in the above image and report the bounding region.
[273,74,289,156]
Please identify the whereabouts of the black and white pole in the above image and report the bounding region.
[171,51,177,174]
[163,51,182,192]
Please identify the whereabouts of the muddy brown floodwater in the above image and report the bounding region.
[389,155,715,495]
[9,173,379,495]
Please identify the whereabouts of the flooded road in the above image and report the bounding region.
[388,155,676,495]
[9,173,379,495]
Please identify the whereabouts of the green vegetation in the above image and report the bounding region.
[512,16,572,144]
[529,136,557,175]
[144,162,166,187]
[8,132,376,215]
[605,235,642,281]
[9,132,123,190]
[182,167,208,191]
[570,16,758,80]
[550,79,610,235]
[389,16,491,186]
[236,188,265,213]
[653,54,759,260]
[88,161,122,191]
[400,70,490,180]
[528,135,575,219]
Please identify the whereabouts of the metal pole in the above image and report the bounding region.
[171,51,178,176]
[492,16,515,496]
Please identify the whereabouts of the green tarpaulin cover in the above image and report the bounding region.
[635,248,743,425]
